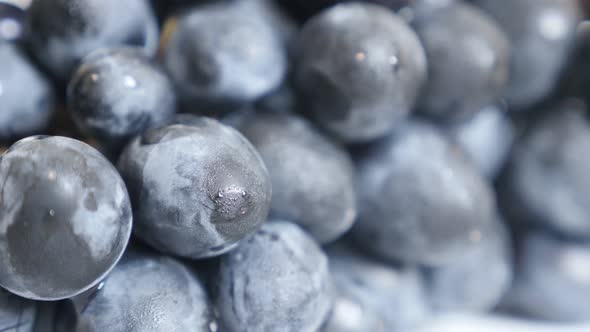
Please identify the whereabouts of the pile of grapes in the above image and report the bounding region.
[1,0,590,331]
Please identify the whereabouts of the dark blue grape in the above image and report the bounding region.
[67,47,176,149]
[0,136,132,300]
[322,246,429,332]
[295,2,426,142]
[352,121,498,265]
[413,2,510,120]
[422,221,513,313]
[163,0,287,114]
[475,0,582,108]
[27,0,158,80]
[502,100,590,238]
[216,221,332,332]
[236,112,356,243]
[502,230,590,322]
[117,119,272,259]
[72,250,215,331]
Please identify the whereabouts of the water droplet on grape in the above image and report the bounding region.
[124,75,137,88]
[355,51,366,62]
[0,18,22,40]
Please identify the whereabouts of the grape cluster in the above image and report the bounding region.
[0,0,589,331]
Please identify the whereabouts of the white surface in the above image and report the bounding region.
[416,314,590,332]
